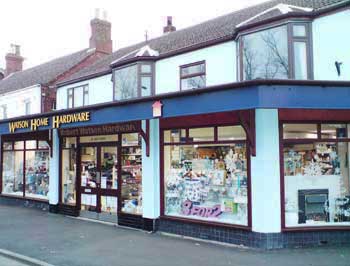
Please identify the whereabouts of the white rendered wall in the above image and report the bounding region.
[142,119,160,219]
[156,41,237,94]
[48,129,59,205]
[56,74,113,110]
[0,85,41,119]
[313,10,350,81]
[250,109,281,233]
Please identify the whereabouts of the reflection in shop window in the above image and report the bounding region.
[189,127,214,142]
[2,151,24,196]
[164,129,186,143]
[284,124,350,227]
[62,137,77,205]
[321,124,348,139]
[122,133,140,146]
[164,140,248,225]
[218,126,246,141]
[283,124,317,139]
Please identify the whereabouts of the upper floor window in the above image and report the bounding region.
[24,100,31,115]
[67,85,89,108]
[240,23,312,81]
[113,62,154,101]
[0,105,7,119]
[180,61,206,90]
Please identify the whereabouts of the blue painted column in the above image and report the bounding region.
[141,119,160,219]
[49,129,60,206]
[250,109,281,233]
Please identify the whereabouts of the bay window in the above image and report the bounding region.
[283,123,350,227]
[240,22,312,81]
[113,62,154,101]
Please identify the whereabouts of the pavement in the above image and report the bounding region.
[0,205,350,266]
[0,255,29,266]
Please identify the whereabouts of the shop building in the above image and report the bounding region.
[1,0,350,249]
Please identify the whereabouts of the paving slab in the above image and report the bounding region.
[0,205,350,266]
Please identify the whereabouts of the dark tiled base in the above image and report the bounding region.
[0,196,49,211]
[159,218,350,249]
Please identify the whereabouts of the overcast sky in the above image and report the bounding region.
[0,0,265,69]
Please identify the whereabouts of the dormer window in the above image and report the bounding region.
[113,62,154,101]
[239,22,312,81]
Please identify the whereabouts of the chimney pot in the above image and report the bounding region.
[163,16,176,34]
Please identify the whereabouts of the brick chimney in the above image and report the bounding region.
[163,16,176,34]
[5,44,24,76]
[89,9,113,55]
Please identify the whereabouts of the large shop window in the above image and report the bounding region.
[61,137,77,205]
[163,126,249,226]
[240,23,311,80]
[121,133,142,215]
[283,123,350,227]
[2,140,50,200]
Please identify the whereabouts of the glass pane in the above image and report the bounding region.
[38,141,49,149]
[164,129,186,143]
[114,65,138,100]
[121,146,142,214]
[63,137,77,149]
[81,193,97,211]
[14,141,24,150]
[293,25,306,37]
[218,126,246,141]
[62,148,77,205]
[25,150,50,200]
[80,147,98,188]
[83,89,89,106]
[122,133,140,146]
[2,151,24,196]
[181,76,206,90]
[80,135,118,143]
[101,147,118,189]
[181,63,205,76]
[141,64,151,73]
[164,143,248,225]
[3,142,12,150]
[283,124,317,139]
[68,95,73,108]
[25,140,37,149]
[243,25,289,80]
[294,42,308,80]
[73,86,84,107]
[101,196,118,214]
[189,127,214,142]
[321,124,347,139]
[141,76,152,97]
[284,142,350,227]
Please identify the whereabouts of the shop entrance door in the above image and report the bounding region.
[79,143,119,220]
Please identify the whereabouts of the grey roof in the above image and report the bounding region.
[0,48,96,94]
[60,0,348,86]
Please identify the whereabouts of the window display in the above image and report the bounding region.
[1,140,49,200]
[121,145,142,215]
[62,137,77,205]
[163,126,248,225]
[25,150,49,199]
[283,123,350,227]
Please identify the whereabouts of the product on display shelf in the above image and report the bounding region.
[164,143,248,225]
